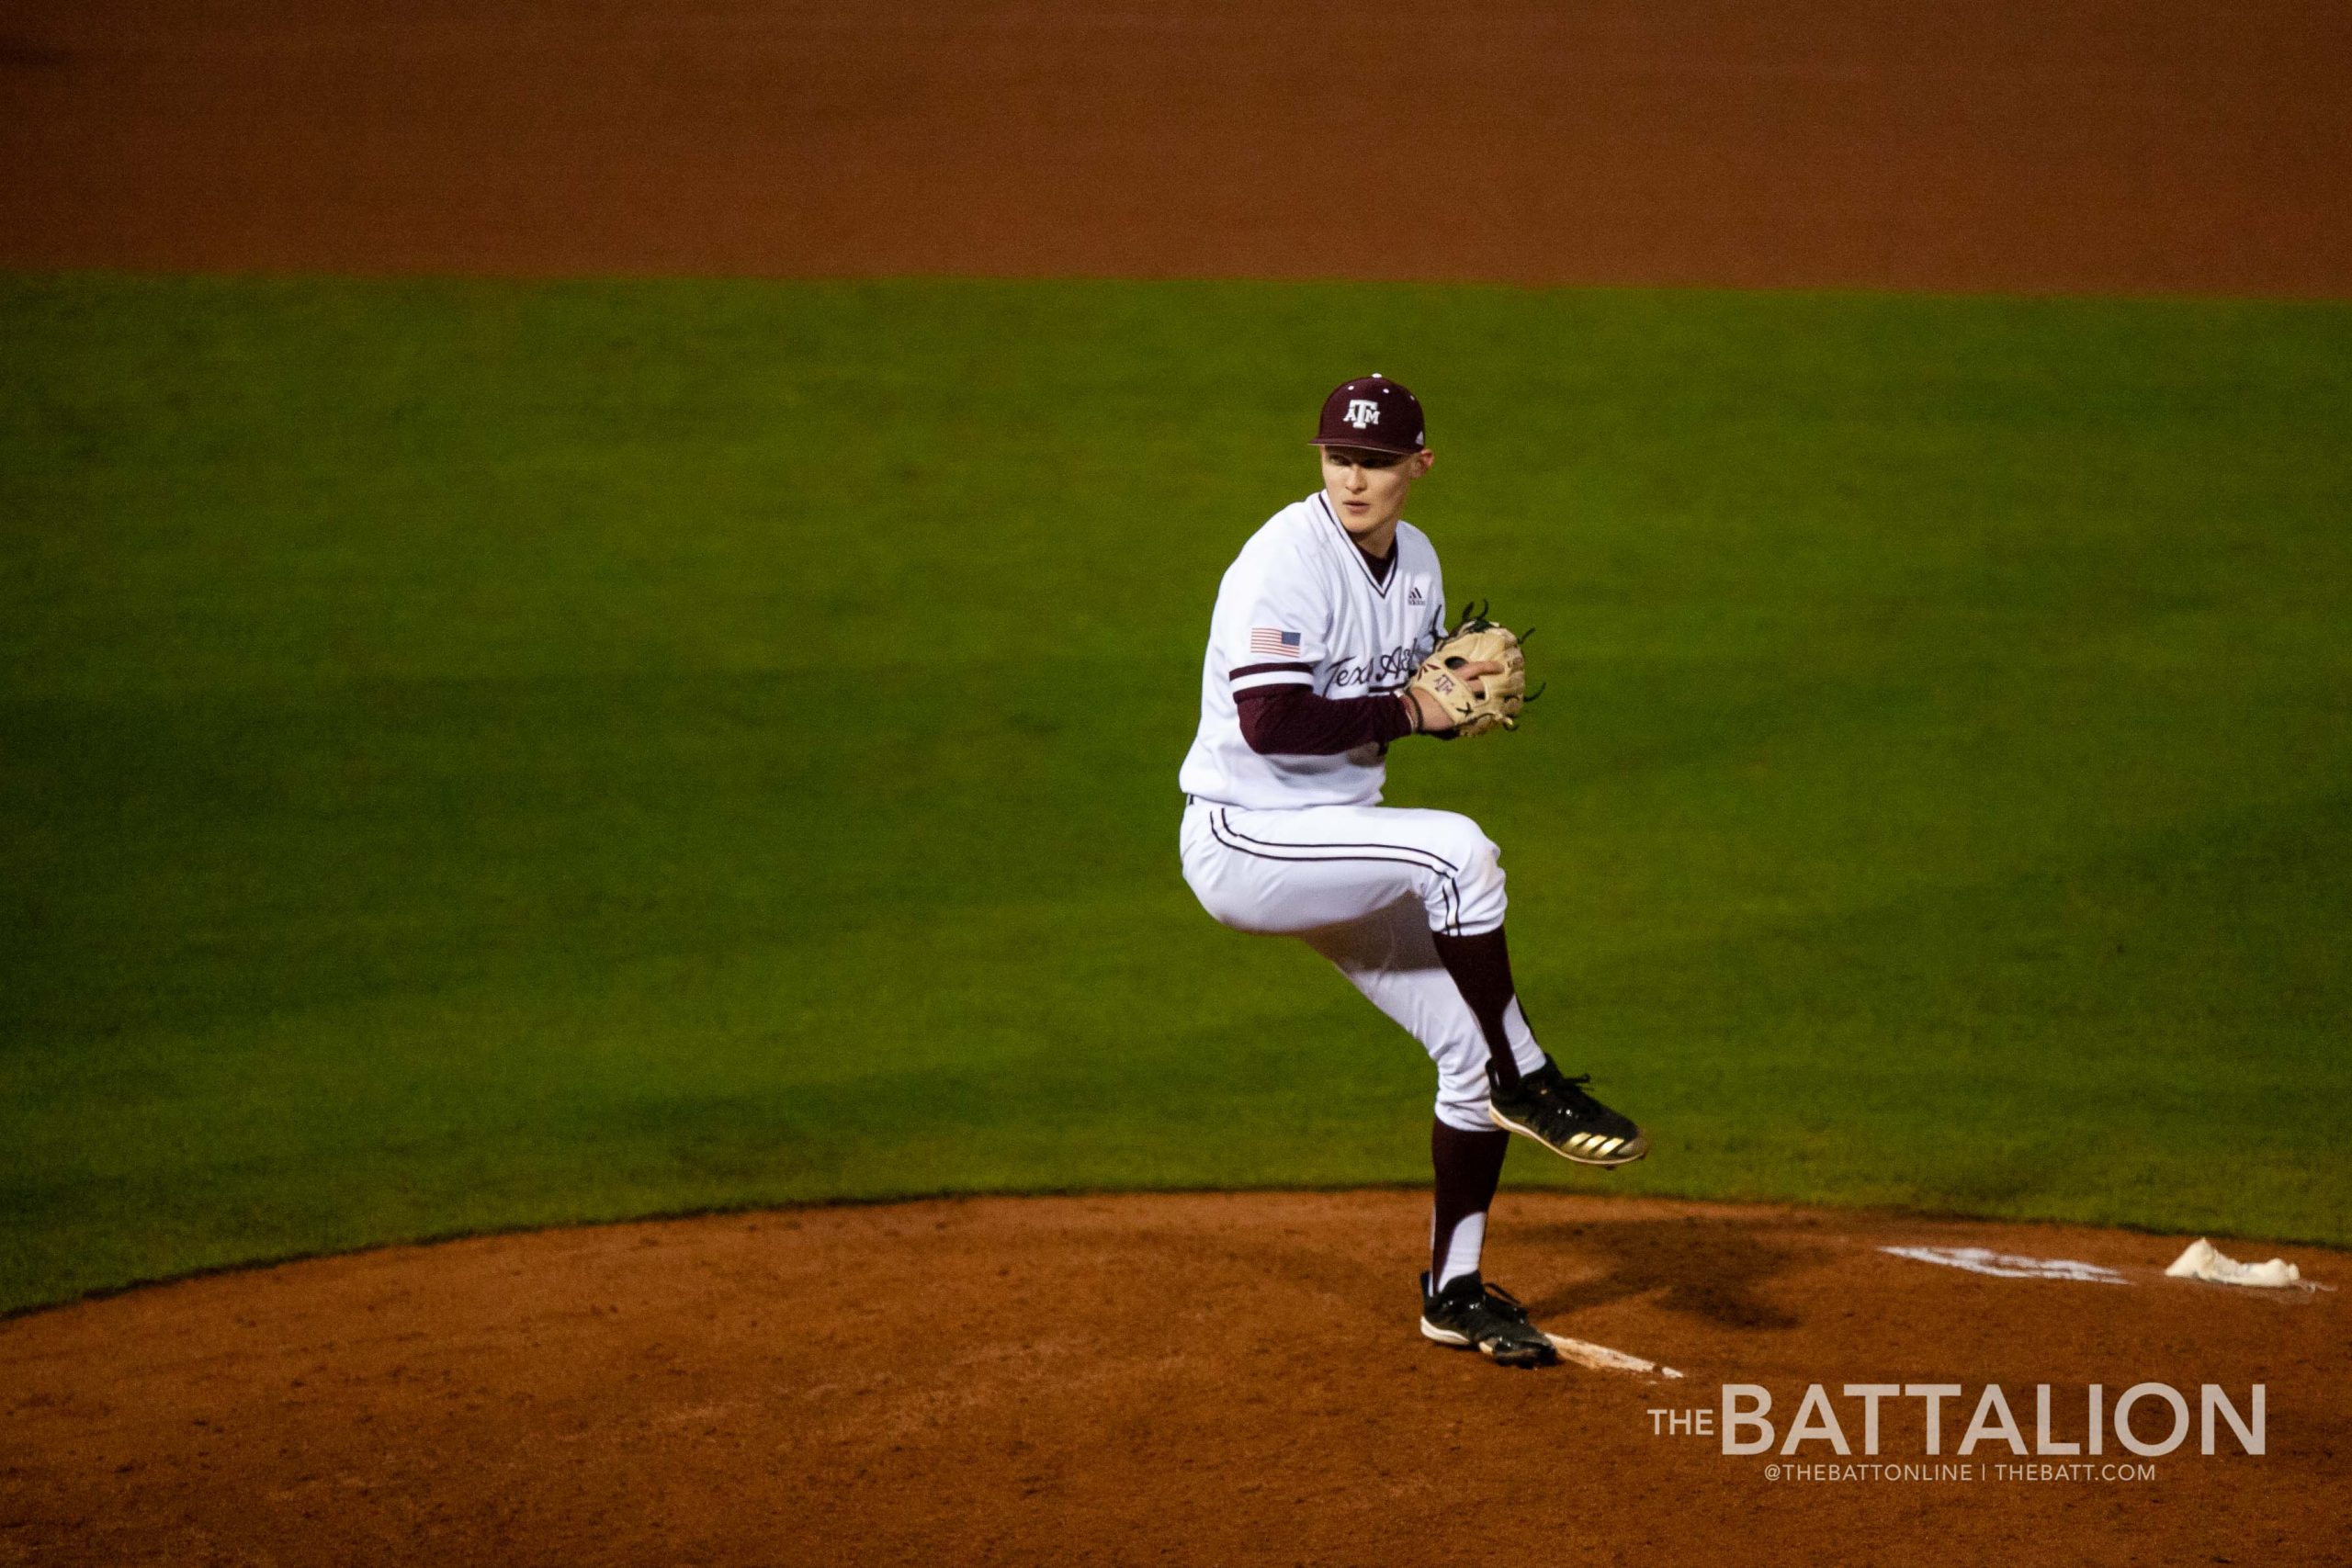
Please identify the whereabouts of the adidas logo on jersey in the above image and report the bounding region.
[1408,586,1425,604]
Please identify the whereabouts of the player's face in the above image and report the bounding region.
[1319,445,1435,540]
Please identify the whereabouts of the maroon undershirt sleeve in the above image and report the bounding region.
[1236,684,1416,755]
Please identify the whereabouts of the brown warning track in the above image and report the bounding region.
[2,0,2348,294]
[1,1192,2342,1565]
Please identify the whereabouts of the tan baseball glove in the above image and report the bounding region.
[1409,602,1532,738]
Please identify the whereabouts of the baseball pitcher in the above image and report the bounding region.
[1178,375,1649,1368]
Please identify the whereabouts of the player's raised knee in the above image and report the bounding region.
[1440,819,1505,894]
[1421,811,1498,871]
[1428,815,1507,932]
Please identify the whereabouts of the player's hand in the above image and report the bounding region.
[1407,660,1504,733]
[1409,601,1534,739]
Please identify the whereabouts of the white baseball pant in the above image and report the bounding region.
[1179,800,1546,1132]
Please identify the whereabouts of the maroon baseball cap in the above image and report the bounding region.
[1312,374,1426,454]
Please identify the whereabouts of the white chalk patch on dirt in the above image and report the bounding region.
[1544,1335,1684,1379]
[1881,1245,2128,1284]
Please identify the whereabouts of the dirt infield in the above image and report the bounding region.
[2,1192,2341,1565]
[3,0,2348,294]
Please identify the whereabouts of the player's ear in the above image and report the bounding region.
[1411,448,1436,479]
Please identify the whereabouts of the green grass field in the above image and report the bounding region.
[4,275,2347,1314]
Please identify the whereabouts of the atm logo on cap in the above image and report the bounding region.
[1343,399,1381,429]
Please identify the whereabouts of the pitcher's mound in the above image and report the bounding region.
[3,1192,2341,1564]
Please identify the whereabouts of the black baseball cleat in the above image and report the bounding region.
[1487,1060,1649,1168]
[1419,1271,1559,1369]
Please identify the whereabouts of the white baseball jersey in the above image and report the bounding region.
[1179,491,1448,810]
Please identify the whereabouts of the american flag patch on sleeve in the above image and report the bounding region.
[1249,627,1304,658]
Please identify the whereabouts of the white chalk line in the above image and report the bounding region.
[1880,1245,2128,1284]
